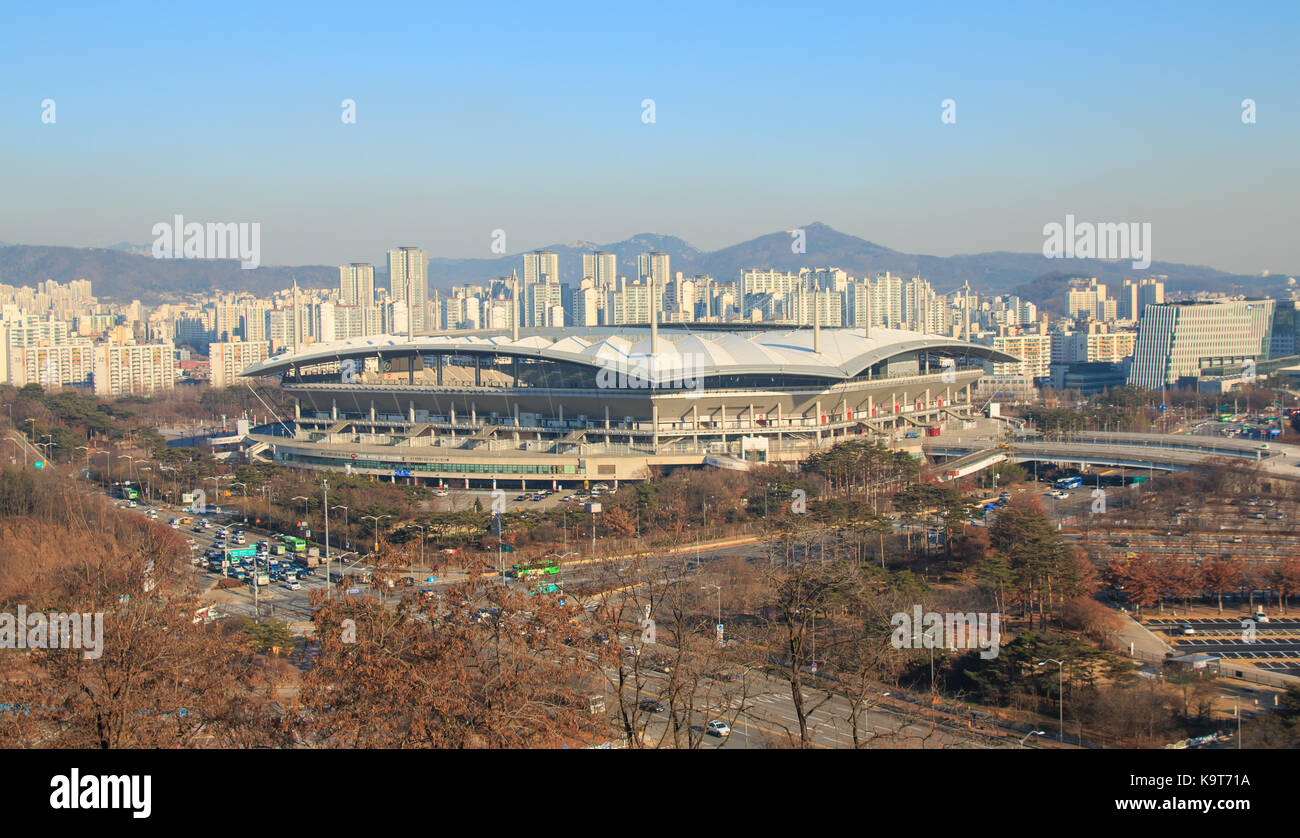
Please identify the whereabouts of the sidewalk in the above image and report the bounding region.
[1109,609,1175,659]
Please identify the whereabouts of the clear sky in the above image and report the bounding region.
[1,0,1296,274]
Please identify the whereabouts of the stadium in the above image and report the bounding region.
[239,322,1017,488]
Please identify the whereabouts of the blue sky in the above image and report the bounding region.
[1,0,1297,274]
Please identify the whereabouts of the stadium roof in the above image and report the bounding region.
[241,326,1018,384]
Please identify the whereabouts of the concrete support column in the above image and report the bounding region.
[815,399,822,442]
[652,403,660,448]
[450,405,456,424]
[604,405,610,429]
[294,399,301,419]
[436,355,443,386]
[471,403,477,424]
[331,399,337,420]
[408,400,415,422]
[776,403,783,445]
[748,403,754,429]
[514,403,520,426]
[369,400,375,421]
[474,355,481,387]
[720,404,727,448]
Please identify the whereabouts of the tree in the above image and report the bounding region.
[1202,557,1245,614]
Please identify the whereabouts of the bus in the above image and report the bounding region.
[281,535,307,554]
[511,558,560,578]
[1054,476,1084,490]
[527,583,560,595]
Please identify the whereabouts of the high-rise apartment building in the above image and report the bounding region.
[340,263,376,307]
[92,342,176,397]
[387,247,428,334]
[209,339,269,389]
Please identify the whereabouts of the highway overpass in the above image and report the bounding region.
[926,431,1300,482]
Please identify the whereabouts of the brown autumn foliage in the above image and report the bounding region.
[299,557,602,748]
[0,467,286,748]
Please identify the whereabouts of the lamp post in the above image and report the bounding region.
[203,475,227,515]
[74,446,90,479]
[159,465,178,504]
[408,523,427,571]
[332,505,349,550]
[546,550,577,588]
[1019,729,1046,747]
[360,514,391,558]
[702,583,722,645]
[1037,658,1065,742]
[229,481,249,523]
[6,438,26,467]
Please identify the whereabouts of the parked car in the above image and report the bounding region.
[706,720,731,737]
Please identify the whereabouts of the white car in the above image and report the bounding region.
[434,490,449,497]
[285,582,302,591]
[1180,625,1196,635]
[706,720,731,737]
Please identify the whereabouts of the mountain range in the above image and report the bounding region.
[0,222,1291,312]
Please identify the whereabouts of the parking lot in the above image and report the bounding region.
[1147,616,1300,675]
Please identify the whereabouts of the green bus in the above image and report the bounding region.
[527,583,559,595]
[123,486,139,501]
[511,558,559,578]
[282,535,307,554]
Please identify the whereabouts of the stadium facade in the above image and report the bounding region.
[240,322,1017,488]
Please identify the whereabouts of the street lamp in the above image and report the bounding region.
[360,514,391,556]
[331,505,350,550]
[1036,658,1065,742]
[408,523,428,571]
[1019,729,1046,747]
[6,437,26,467]
[702,584,722,645]
[545,550,577,588]
[229,481,249,523]
[203,475,228,514]
[159,465,178,503]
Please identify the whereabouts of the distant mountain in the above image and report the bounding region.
[0,245,336,300]
[0,222,1290,304]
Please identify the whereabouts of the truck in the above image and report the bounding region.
[295,552,322,569]
[253,572,270,586]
